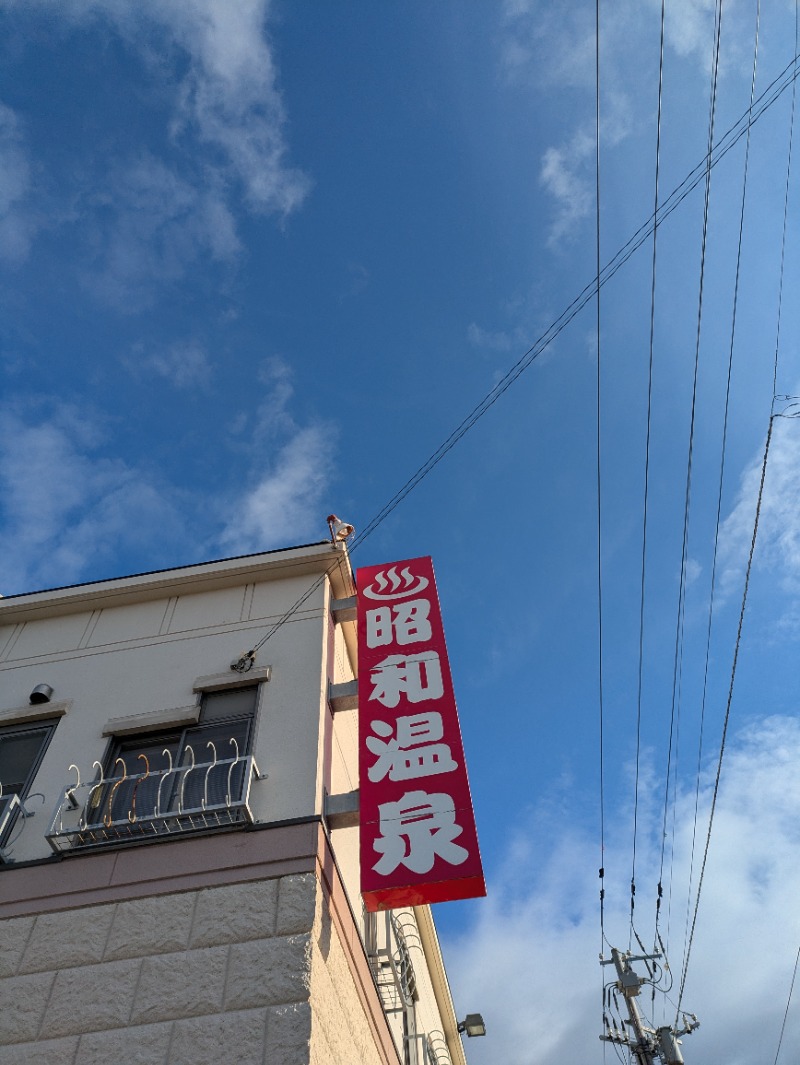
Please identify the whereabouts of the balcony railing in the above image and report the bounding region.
[46,750,261,854]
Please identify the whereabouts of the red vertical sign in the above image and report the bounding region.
[358,556,485,911]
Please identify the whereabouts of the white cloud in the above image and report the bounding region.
[254,355,297,438]
[217,356,334,552]
[501,0,721,89]
[0,348,334,591]
[83,153,240,310]
[718,417,800,601]
[0,403,189,593]
[500,1,596,91]
[684,556,702,587]
[125,339,213,390]
[445,714,800,1065]
[500,0,722,245]
[467,322,521,353]
[219,426,332,554]
[539,131,595,248]
[0,102,37,263]
[1,1,309,301]
[164,0,310,216]
[51,0,310,216]
[664,0,719,63]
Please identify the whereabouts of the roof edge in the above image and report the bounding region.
[0,542,354,622]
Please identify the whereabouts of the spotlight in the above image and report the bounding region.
[457,1014,486,1038]
[327,514,355,542]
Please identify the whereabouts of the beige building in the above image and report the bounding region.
[0,541,479,1065]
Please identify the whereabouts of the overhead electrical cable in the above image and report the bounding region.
[657,0,724,951]
[633,0,666,945]
[771,0,799,413]
[773,944,800,1065]
[233,47,800,669]
[675,413,778,1018]
[678,4,800,1007]
[679,0,762,991]
[595,0,608,957]
[350,47,800,558]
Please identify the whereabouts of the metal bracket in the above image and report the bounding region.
[328,679,358,713]
[324,789,360,829]
[331,595,357,624]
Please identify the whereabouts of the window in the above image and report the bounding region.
[0,719,58,849]
[83,687,258,835]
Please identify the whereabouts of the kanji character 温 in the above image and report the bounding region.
[366,713,457,782]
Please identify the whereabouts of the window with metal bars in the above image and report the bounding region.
[85,687,258,831]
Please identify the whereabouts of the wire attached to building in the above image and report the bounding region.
[231,46,800,672]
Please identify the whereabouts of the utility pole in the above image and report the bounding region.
[600,948,699,1064]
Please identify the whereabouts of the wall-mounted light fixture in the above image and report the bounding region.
[327,514,355,542]
[457,1014,486,1038]
[29,684,54,705]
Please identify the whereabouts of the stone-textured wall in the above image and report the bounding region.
[0,872,317,1065]
[308,894,395,1065]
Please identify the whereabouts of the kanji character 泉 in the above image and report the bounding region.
[365,598,433,648]
[369,651,444,708]
[366,713,458,782]
[372,790,469,875]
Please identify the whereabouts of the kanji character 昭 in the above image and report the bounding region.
[365,598,432,648]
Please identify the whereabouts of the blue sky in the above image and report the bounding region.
[2,2,800,1062]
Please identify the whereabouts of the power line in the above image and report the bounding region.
[773,944,800,1065]
[632,0,666,943]
[235,47,800,668]
[657,0,724,948]
[771,1,800,412]
[679,0,762,990]
[675,414,777,1017]
[350,47,800,560]
[595,0,608,957]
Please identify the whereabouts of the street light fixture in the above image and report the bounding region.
[457,1014,486,1038]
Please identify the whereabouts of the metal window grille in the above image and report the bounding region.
[46,750,261,854]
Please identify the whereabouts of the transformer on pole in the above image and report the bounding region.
[600,948,699,1064]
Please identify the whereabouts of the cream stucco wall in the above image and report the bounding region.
[0,547,349,862]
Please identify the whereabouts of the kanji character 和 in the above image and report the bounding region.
[369,652,444,708]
